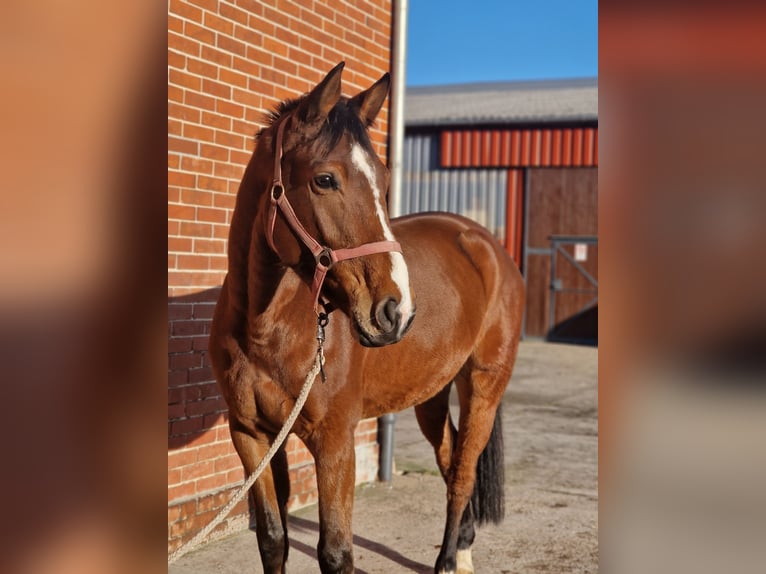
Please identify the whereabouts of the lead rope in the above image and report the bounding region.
[168,319,328,564]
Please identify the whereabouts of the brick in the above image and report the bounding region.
[217,35,247,57]
[184,20,215,46]
[220,2,249,25]
[169,351,203,370]
[194,238,226,254]
[168,481,195,502]
[314,2,334,21]
[168,32,200,58]
[209,256,228,270]
[187,57,218,79]
[187,0,217,12]
[263,36,288,58]
[219,68,248,89]
[170,416,205,437]
[214,130,244,149]
[195,473,231,494]
[186,396,226,417]
[202,78,231,99]
[300,7,322,29]
[246,45,273,67]
[262,5,289,29]
[234,24,262,47]
[213,192,237,210]
[200,143,230,161]
[299,36,322,56]
[204,12,234,35]
[201,45,232,67]
[168,337,193,354]
[168,15,184,34]
[185,91,217,112]
[213,161,244,178]
[168,136,198,155]
[197,207,228,224]
[181,155,214,174]
[229,150,252,166]
[214,453,241,473]
[169,0,203,22]
[189,366,215,384]
[182,123,215,143]
[177,254,210,269]
[198,176,228,192]
[168,102,200,123]
[169,237,193,253]
[181,188,214,207]
[181,459,215,482]
[168,302,193,321]
[216,99,246,119]
[273,56,297,76]
[168,85,184,103]
[168,118,183,136]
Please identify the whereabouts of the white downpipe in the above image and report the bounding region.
[388,0,408,218]
[378,0,408,482]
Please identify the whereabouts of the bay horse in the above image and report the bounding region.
[209,62,524,574]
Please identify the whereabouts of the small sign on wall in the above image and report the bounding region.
[574,243,588,262]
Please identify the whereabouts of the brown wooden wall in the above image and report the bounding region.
[523,167,598,338]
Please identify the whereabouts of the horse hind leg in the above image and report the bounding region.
[430,363,508,574]
[229,420,290,574]
[414,381,478,574]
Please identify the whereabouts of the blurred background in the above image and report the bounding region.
[0,1,764,573]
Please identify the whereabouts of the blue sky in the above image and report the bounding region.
[406,0,598,86]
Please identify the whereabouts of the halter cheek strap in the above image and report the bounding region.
[265,114,402,314]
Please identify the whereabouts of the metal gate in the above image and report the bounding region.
[548,235,598,343]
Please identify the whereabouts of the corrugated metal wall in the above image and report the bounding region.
[440,127,598,168]
[402,133,508,242]
[401,132,525,266]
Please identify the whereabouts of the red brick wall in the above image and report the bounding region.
[168,0,392,552]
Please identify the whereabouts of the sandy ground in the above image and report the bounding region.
[169,340,598,573]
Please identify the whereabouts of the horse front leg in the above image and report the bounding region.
[309,428,357,574]
[229,420,289,574]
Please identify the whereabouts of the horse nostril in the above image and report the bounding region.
[375,297,400,334]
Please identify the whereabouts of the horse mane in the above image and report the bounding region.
[256,95,376,157]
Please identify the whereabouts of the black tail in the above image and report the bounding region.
[471,407,505,525]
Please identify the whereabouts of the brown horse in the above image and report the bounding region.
[209,62,524,574]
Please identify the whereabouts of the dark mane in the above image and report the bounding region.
[256,95,376,156]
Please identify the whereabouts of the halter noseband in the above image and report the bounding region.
[265,114,402,315]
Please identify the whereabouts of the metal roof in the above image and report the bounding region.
[404,78,598,127]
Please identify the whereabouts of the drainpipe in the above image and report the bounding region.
[388,0,408,219]
[378,0,408,483]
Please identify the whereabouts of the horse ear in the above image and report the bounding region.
[350,72,390,127]
[298,61,345,123]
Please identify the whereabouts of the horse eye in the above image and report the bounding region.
[313,174,336,190]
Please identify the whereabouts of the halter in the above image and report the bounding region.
[265,114,402,315]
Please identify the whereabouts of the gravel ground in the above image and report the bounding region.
[170,340,598,573]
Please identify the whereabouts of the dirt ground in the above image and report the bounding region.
[170,340,598,573]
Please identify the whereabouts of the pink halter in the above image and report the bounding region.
[265,114,402,315]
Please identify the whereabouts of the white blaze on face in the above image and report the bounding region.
[350,143,414,332]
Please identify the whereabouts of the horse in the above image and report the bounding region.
[209,62,524,574]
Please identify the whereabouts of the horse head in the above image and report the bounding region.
[258,62,415,347]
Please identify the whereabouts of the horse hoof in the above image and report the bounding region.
[456,547,474,574]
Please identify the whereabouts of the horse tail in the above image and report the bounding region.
[471,406,505,525]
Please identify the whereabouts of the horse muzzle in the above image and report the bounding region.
[356,298,416,347]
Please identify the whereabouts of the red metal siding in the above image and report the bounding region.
[505,169,524,268]
[440,126,599,168]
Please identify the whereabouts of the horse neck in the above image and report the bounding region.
[225,146,279,316]
[246,219,286,319]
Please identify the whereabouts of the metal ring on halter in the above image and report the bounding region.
[315,247,334,269]
[271,182,284,201]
